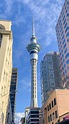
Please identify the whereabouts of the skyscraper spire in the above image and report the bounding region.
[30,18,37,43]
[32,18,35,36]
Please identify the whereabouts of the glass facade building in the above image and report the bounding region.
[10,68,18,123]
[56,0,69,88]
[40,52,61,105]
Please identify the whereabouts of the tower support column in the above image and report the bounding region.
[30,59,38,107]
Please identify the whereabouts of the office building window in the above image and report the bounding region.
[67,38,69,42]
[52,101,54,107]
[0,34,2,47]
[64,22,67,29]
[63,43,66,49]
[7,113,10,123]
[0,24,5,30]
[55,111,58,118]
[50,114,52,121]
[63,39,65,44]
[66,32,69,37]
[48,105,49,111]
[52,112,54,120]
[67,1,69,4]
[67,13,69,16]
[65,53,69,58]
[49,103,51,110]
[65,26,69,32]
[66,59,69,64]
[52,122,54,124]
[48,116,50,122]
[54,98,56,105]
[67,66,69,70]
[64,48,67,54]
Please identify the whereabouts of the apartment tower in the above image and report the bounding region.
[56,0,69,88]
[40,52,61,105]
[0,20,12,124]
[27,21,40,107]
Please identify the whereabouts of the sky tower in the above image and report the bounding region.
[27,21,40,107]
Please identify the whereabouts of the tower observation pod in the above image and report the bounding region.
[26,21,40,107]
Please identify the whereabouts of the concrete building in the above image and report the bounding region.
[55,0,69,88]
[10,68,18,123]
[40,52,61,105]
[40,89,69,124]
[0,20,12,124]
[27,21,40,107]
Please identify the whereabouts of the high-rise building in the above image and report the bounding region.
[27,21,40,107]
[0,20,12,124]
[55,0,69,88]
[40,52,61,105]
[10,68,18,123]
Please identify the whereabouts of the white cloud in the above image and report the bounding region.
[13,16,25,26]
[45,38,52,47]
[5,0,14,16]
[2,0,64,47]
[13,4,26,26]
[15,0,62,22]
[15,112,25,124]
[18,0,64,47]
[23,0,30,4]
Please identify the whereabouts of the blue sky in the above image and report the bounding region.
[0,0,65,123]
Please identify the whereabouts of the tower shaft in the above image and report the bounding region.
[31,59,38,107]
